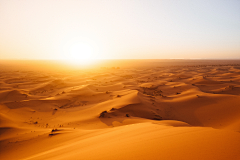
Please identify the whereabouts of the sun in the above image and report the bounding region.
[66,42,96,65]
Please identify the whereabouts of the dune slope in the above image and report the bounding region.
[1,61,240,160]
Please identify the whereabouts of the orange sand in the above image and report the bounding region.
[1,59,240,160]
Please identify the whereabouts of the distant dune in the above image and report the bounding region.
[1,59,240,160]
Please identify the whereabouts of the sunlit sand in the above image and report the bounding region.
[1,59,240,160]
[1,0,240,159]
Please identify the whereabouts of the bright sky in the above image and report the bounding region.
[0,0,240,60]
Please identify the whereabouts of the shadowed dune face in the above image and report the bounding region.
[1,60,240,160]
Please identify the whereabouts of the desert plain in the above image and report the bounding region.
[1,59,240,160]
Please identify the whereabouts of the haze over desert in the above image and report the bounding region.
[1,0,240,159]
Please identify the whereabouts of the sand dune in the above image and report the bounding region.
[1,60,240,160]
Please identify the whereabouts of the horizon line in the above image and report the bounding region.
[1,58,240,61]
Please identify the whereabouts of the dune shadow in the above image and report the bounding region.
[48,133,61,137]
[52,109,57,115]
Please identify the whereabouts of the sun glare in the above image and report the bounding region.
[66,42,96,65]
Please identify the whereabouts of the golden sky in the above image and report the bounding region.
[0,0,240,61]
